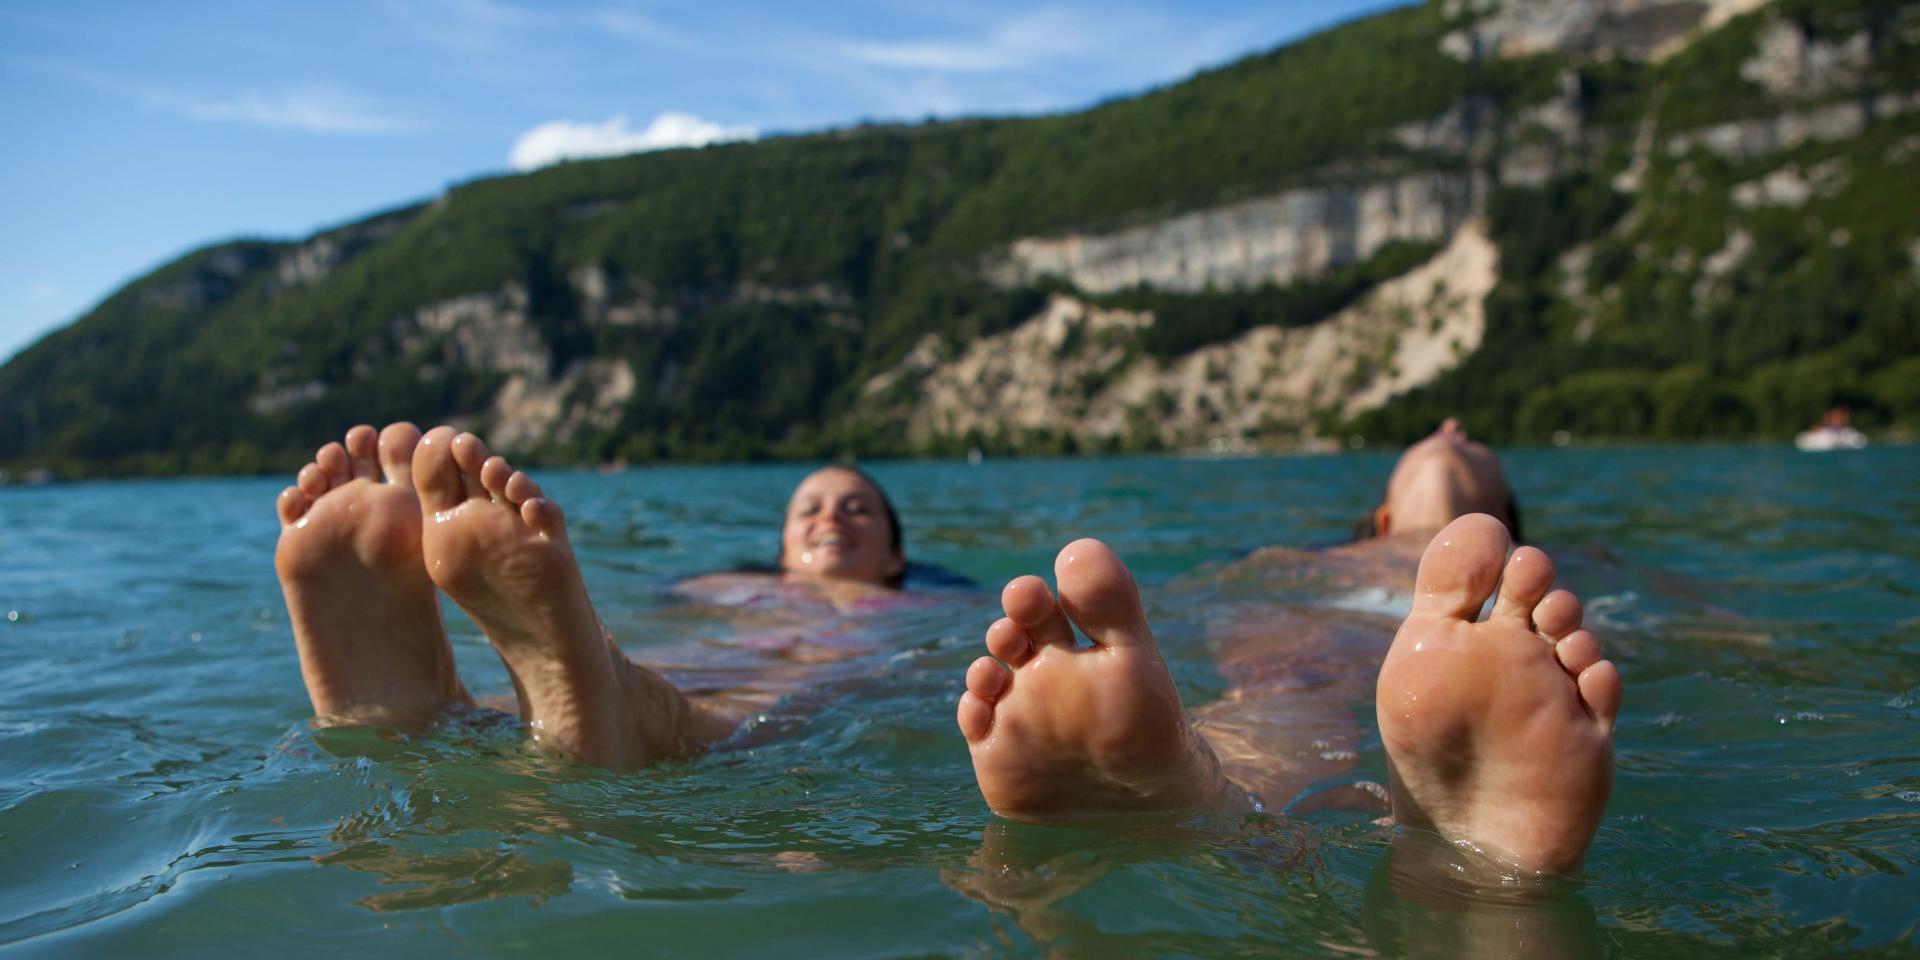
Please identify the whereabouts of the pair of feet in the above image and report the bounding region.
[275,423,725,770]
[958,516,1621,875]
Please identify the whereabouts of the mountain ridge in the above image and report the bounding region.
[4,0,1916,478]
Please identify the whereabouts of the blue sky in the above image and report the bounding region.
[0,0,1400,363]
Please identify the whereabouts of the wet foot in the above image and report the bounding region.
[957,539,1230,820]
[411,427,730,769]
[275,423,472,726]
[1376,514,1621,874]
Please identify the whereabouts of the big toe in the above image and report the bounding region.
[1409,514,1511,620]
[378,422,422,485]
[1052,538,1153,649]
[412,426,472,513]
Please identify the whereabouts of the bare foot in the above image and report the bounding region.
[275,423,472,726]
[1376,514,1621,874]
[410,427,731,769]
[957,539,1231,819]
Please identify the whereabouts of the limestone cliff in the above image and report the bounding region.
[869,221,1498,450]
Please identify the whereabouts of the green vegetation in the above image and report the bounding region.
[3,0,1917,478]
[1350,101,1920,445]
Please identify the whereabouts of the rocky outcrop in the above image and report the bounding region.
[875,221,1498,449]
[138,245,275,313]
[993,172,1484,295]
[487,358,635,452]
[1664,93,1920,162]
[274,213,411,290]
[1741,19,1871,99]
[399,283,548,381]
[1439,0,1769,62]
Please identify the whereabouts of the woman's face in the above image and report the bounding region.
[780,468,903,585]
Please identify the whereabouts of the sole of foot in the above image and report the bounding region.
[957,538,1229,820]
[275,423,471,726]
[1376,513,1621,875]
[411,427,717,769]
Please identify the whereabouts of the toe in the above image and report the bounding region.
[957,691,995,743]
[316,442,352,488]
[520,497,568,540]
[296,462,329,498]
[449,433,491,500]
[967,656,1012,700]
[412,426,470,513]
[1054,538,1154,650]
[344,425,380,481]
[1410,514,1511,620]
[1577,659,1623,726]
[504,470,543,505]
[377,422,421,485]
[1001,575,1077,649]
[480,456,513,499]
[986,617,1035,666]
[1555,629,1603,676]
[276,486,309,525]
[1492,546,1556,623]
[1534,589,1583,640]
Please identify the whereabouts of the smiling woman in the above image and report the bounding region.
[273,424,951,773]
[779,465,907,588]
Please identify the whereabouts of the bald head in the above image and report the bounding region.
[1373,419,1519,540]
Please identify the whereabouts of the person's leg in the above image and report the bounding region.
[1377,514,1620,874]
[276,423,472,727]
[956,539,1237,819]
[409,427,737,769]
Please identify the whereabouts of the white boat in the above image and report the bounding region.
[1794,425,1868,451]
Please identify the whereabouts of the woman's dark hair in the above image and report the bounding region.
[779,464,907,589]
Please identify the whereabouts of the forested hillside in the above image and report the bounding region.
[3,0,1915,478]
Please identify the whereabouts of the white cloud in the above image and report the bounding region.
[28,283,60,301]
[168,84,417,134]
[839,9,1101,74]
[508,112,758,170]
[24,59,417,134]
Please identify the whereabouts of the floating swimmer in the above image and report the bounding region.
[956,419,1619,877]
[274,424,919,768]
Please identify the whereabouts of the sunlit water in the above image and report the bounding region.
[2,447,1916,956]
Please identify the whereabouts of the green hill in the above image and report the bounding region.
[3,0,1916,478]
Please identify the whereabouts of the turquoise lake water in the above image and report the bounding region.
[2,446,1916,957]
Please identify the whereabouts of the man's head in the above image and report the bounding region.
[1370,419,1522,541]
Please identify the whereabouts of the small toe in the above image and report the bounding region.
[1410,514,1511,620]
[316,442,352,487]
[449,433,490,500]
[1577,659,1623,726]
[957,691,995,743]
[480,456,513,499]
[1001,576,1077,649]
[1491,546,1556,623]
[1534,589,1583,640]
[450,432,492,472]
[967,656,1012,700]
[377,422,421,485]
[504,470,543,505]
[520,497,567,539]
[985,617,1034,666]
[1556,629,1603,676]
[296,462,329,498]
[276,486,309,525]
[343,425,380,480]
